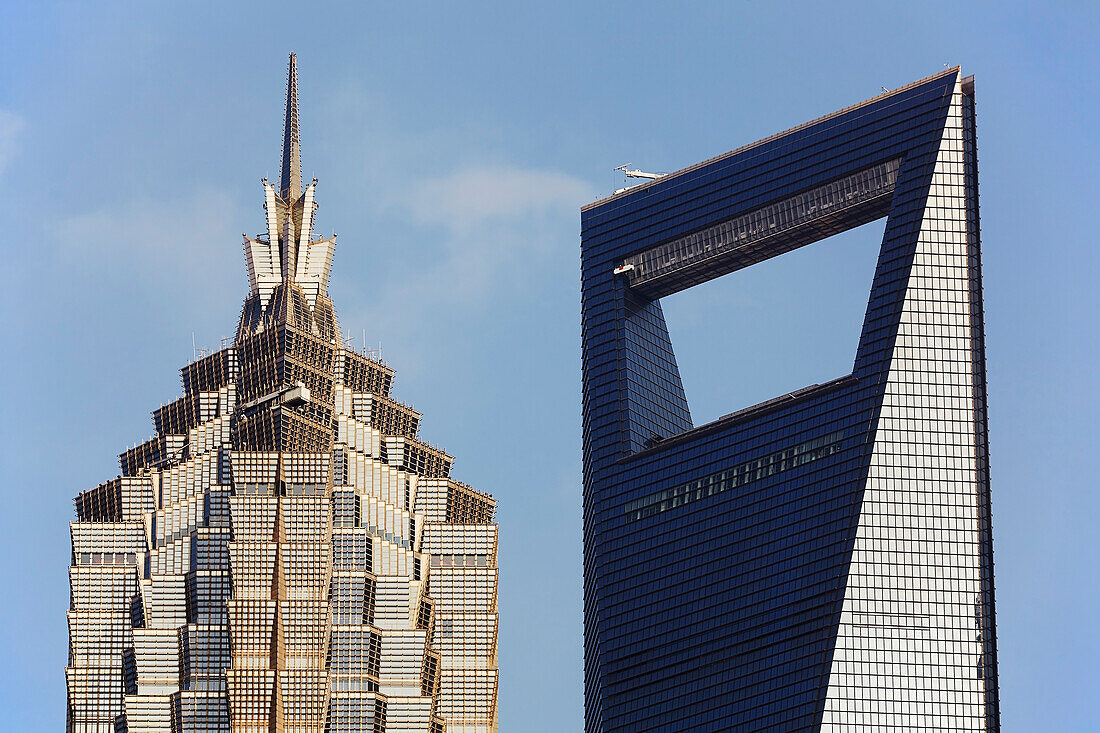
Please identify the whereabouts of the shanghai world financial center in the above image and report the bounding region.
[67,60,998,732]
[581,68,998,731]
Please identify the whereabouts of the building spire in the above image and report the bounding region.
[279,52,302,200]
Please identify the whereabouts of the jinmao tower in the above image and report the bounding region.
[581,69,998,731]
[66,55,499,733]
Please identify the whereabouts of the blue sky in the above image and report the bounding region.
[1,2,1097,730]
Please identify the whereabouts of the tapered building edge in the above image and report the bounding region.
[581,69,999,731]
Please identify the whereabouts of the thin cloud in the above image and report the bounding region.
[402,165,595,233]
[48,189,246,319]
[51,190,240,268]
[339,164,595,379]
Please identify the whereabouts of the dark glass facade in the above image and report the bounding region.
[581,69,998,731]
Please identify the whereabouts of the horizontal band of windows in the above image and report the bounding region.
[624,431,846,521]
[76,552,139,566]
[430,554,492,569]
[620,159,900,299]
[232,482,327,495]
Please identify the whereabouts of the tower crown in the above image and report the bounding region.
[239,54,337,340]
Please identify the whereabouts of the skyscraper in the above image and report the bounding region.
[580,69,998,731]
[66,55,499,733]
